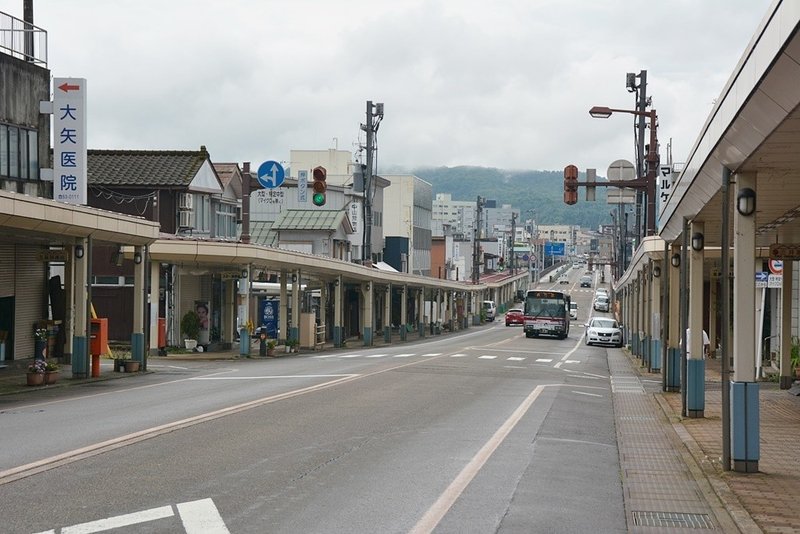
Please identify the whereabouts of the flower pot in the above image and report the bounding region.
[44,371,59,385]
[184,339,198,350]
[26,372,44,386]
[124,361,141,373]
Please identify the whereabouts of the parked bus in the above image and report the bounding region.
[523,289,571,339]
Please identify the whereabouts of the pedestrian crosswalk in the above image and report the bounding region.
[311,351,572,363]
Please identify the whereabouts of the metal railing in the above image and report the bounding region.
[0,10,48,66]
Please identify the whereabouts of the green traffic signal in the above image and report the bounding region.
[312,192,326,206]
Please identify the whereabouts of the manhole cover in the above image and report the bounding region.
[632,511,714,529]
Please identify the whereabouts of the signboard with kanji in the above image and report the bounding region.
[53,78,87,205]
[770,243,800,260]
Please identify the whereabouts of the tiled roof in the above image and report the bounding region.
[271,210,350,232]
[213,163,240,187]
[87,148,209,187]
[249,221,278,247]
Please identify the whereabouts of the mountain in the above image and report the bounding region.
[404,166,612,229]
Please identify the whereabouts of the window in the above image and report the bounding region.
[215,203,237,239]
[0,122,39,180]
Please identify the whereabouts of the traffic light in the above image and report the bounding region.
[563,164,578,205]
[312,166,327,206]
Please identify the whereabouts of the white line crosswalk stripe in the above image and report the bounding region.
[479,355,497,359]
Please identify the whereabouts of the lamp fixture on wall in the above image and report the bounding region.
[652,265,661,278]
[671,253,681,268]
[241,269,248,279]
[737,187,756,216]
[133,251,143,265]
[691,232,705,252]
[75,244,84,259]
[365,282,371,291]
[334,278,340,287]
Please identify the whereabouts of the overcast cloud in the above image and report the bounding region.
[1,0,774,173]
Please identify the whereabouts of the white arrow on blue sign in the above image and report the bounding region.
[755,271,768,288]
[257,160,285,189]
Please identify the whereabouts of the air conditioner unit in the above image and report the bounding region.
[179,210,194,229]
[178,192,193,210]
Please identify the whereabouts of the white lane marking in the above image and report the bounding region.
[504,365,527,369]
[410,385,546,534]
[566,374,603,380]
[467,346,560,355]
[58,505,174,533]
[535,358,553,363]
[190,374,351,380]
[450,353,467,358]
[421,353,441,357]
[366,353,388,358]
[573,391,603,398]
[478,355,497,359]
[393,353,414,358]
[312,354,338,359]
[339,354,361,358]
[177,498,230,533]
[507,357,526,361]
[554,335,584,369]
[563,360,580,364]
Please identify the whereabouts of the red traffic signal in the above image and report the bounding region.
[563,164,578,205]
[312,166,327,206]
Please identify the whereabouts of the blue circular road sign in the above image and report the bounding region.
[257,160,285,189]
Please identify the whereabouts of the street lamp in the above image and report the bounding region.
[589,105,659,237]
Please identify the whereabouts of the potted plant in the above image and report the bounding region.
[285,338,299,353]
[267,339,277,357]
[26,359,46,386]
[33,326,48,359]
[791,336,800,379]
[181,310,201,350]
[44,360,60,384]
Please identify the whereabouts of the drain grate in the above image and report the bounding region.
[632,511,714,529]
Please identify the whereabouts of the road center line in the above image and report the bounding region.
[410,384,546,534]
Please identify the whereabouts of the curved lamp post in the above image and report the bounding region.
[589,106,659,237]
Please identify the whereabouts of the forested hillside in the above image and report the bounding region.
[404,166,612,229]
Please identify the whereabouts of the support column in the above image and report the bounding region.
[436,289,442,334]
[732,173,759,473]
[687,221,705,418]
[642,267,650,368]
[72,238,89,378]
[650,260,662,372]
[279,271,288,344]
[319,280,328,347]
[418,288,426,338]
[400,285,407,341]
[290,270,300,342]
[148,260,160,356]
[383,284,392,343]
[333,276,343,347]
[362,281,373,346]
[780,256,793,389]
[63,249,74,363]
[666,243,681,391]
[131,245,146,368]
[239,266,251,356]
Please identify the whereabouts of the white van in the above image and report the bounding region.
[482,300,497,321]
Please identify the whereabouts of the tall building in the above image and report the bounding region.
[432,193,476,239]
[382,175,432,276]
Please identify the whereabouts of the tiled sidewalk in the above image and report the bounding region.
[633,355,800,533]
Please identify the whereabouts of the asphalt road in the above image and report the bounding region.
[1,279,624,533]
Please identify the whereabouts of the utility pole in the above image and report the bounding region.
[361,100,383,264]
[629,69,648,245]
[472,196,484,284]
[511,212,517,275]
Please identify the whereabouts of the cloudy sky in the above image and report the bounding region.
[1,0,774,174]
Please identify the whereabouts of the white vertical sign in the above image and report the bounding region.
[53,77,87,205]
[298,170,308,202]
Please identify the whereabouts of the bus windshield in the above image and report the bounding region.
[524,290,568,318]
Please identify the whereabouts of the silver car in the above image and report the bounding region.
[584,317,623,347]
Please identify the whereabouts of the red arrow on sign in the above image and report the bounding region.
[58,82,80,92]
